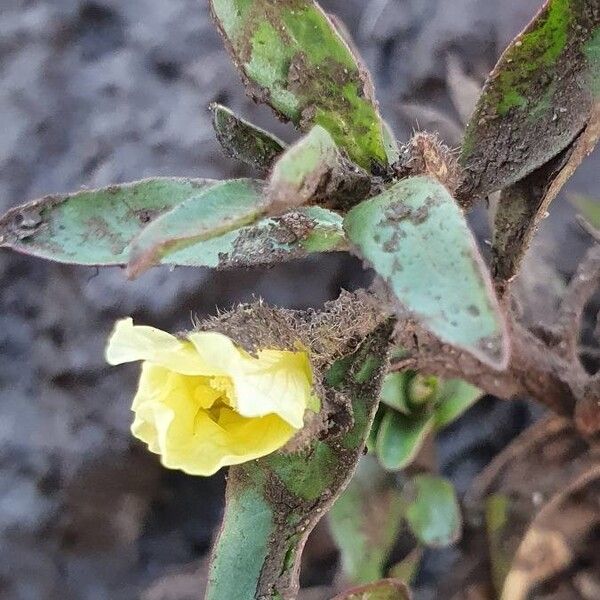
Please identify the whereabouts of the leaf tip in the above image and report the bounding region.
[474,326,511,372]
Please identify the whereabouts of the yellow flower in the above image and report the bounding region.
[105,318,316,476]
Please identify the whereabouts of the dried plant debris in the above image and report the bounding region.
[466,417,600,597]
[502,467,600,600]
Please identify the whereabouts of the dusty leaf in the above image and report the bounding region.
[0,177,215,265]
[344,175,509,368]
[491,103,600,285]
[209,0,389,170]
[210,103,286,172]
[126,179,269,277]
[460,0,600,199]
[266,125,370,215]
[0,178,347,270]
[404,475,462,548]
[162,205,348,271]
[331,579,412,600]
[329,457,405,584]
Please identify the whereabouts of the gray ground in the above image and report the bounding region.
[0,1,597,598]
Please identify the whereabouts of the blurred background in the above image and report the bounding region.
[1,1,598,598]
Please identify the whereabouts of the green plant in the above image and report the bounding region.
[1,1,599,598]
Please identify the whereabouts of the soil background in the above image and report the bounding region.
[0,1,597,599]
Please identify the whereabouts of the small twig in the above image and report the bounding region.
[555,244,600,366]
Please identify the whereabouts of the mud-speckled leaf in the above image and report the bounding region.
[376,409,433,472]
[404,475,462,548]
[127,179,269,277]
[210,103,286,172]
[344,176,508,368]
[331,579,412,600]
[267,125,370,214]
[0,177,216,265]
[329,457,405,584]
[491,104,600,285]
[0,179,347,270]
[460,0,600,199]
[207,321,393,600]
[168,206,348,268]
[433,379,483,430]
[209,0,388,170]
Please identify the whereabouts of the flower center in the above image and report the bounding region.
[209,376,235,403]
[190,375,237,428]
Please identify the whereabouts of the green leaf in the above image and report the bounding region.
[375,408,434,471]
[460,0,600,198]
[433,379,483,430]
[404,475,462,548]
[407,374,438,407]
[210,103,286,172]
[329,457,405,584]
[126,179,268,277]
[207,321,394,600]
[331,579,412,600]
[209,0,389,170]
[0,177,217,264]
[267,125,370,214]
[169,205,348,268]
[380,372,412,415]
[0,179,347,269]
[344,175,508,369]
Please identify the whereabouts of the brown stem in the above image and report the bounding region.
[392,313,576,417]
[391,246,600,435]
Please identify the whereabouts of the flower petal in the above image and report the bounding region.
[232,349,313,428]
[187,331,246,373]
[106,318,217,375]
[130,362,297,476]
[162,410,295,476]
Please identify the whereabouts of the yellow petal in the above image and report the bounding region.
[129,362,296,476]
[187,331,246,373]
[232,349,313,428]
[161,409,295,476]
[106,318,218,376]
